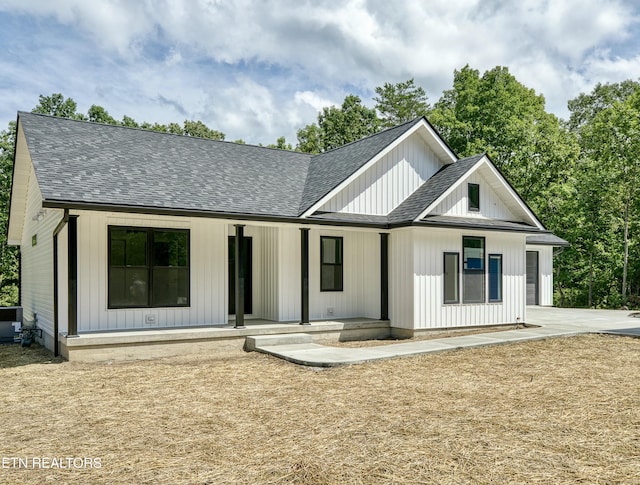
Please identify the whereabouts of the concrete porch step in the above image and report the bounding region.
[245,333,313,351]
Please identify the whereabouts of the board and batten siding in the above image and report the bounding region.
[433,170,517,220]
[20,162,65,343]
[526,244,554,306]
[319,132,443,215]
[73,213,383,330]
[276,227,301,322]
[390,227,526,330]
[413,228,526,328]
[308,228,381,320]
[389,228,415,329]
[76,211,227,331]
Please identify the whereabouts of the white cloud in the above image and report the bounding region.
[0,0,639,142]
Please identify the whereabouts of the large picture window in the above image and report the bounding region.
[463,236,485,303]
[108,227,190,308]
[320,236,343,291]
[443,252,459,304]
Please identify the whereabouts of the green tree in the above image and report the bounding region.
[87,105,117,125]
[567,80,640,132]
[32,93,85,119]
[579,92,640,305]
[0,123,19,305]
[296,123,322,154]
[374,78,429,127]
[297,95,380,153]
[182,120,225,140]
[267,136,292,150]
[564,80,640,308]
[121,115,139,128]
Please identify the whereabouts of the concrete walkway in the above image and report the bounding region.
[248,307,640,367]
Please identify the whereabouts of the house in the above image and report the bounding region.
[7,112,567,361]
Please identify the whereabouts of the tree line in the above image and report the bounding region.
[0,66,638,309]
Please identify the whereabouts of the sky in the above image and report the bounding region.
[0,0,639,145]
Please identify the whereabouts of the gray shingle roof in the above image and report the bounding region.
[418,215,540,232]
[388,154,484,223]
[298,118,423,214]
[17,112,553,237]
[526,234,569,246]
[307,212,389,225]
[19,111,312,217]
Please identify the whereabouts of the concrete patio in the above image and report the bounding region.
[248,306,640,367]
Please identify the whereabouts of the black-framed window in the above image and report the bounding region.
[468,183,480,212]
[463,236,485,303]
[108,227,190,308]
[443,252,459,304]
[488,254,502,302]
[320,236,343,291]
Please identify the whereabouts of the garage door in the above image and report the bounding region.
[526,251,539,305]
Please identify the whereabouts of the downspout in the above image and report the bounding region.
[52,209,69,357]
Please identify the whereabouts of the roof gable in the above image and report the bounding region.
[299,117,457,216]
[7,123,34,245]
[415,155,545,229]
[316,130,446,216]
[388,154,483,224]
[298,119,421,215]
[18,111,312,218]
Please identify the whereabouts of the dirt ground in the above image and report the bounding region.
[0,334,638,484]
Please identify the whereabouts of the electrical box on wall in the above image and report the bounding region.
[145,314,157,325]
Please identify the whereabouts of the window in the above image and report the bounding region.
[468,183,480,212]
[443,252,459,304]
[108,227,190,308]
[488,254,502,302]
[320,236,343,291]
[463,236,485,303]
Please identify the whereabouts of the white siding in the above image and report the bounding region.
[74,213,383,330]
[77,211,227,331]
[526,245,554,306]
[20,163,64,341]
[389,229,414,329]
[259,227,279,321]
[412,228,526,328]
[433,170,517,220]
[319,133,442,215]
[308,228,381,320]
[277,227,301,321]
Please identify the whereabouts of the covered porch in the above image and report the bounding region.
[56,213,390,346]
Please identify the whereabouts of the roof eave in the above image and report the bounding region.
[41,199,390,229]
[408,219,548,234]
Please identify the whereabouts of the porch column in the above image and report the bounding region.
[67,215,78,337]
[234,225,246,329]
[300,228,310,325]
[380,233,389,321]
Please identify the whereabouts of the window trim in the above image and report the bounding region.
[443,251,460,304]
[320,236,344,292]
[468,183,480,212]
[462,235,485,304]
[108,226,190,309]
[488,253,503,303]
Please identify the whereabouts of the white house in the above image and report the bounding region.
[7,112,567,360]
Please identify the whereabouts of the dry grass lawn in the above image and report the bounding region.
[0,334,638,484]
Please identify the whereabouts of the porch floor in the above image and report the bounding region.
[59,318,391,362]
